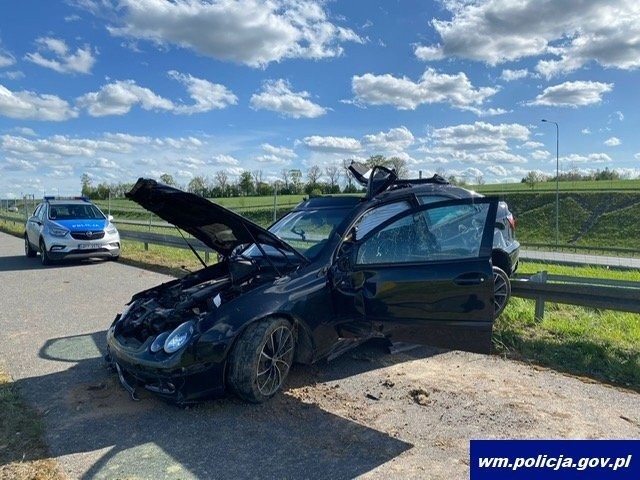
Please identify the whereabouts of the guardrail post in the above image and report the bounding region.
[530,270,548,321]
[205,251,209,263]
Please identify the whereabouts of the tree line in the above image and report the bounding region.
[81,155,409,200]
[521,167,626,189]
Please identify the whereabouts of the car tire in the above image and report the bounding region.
[228,317,295,403]
[39,239,52,266]
[493,266,511,317]
[25,235,37,258]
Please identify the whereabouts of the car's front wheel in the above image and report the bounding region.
[228,317,295,403]
[493,266,511,317]
[25,235,37,258]
[39,239,52,266]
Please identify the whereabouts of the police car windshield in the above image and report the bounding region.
[49,203,105,221]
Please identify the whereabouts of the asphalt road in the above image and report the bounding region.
[1,231,638,479]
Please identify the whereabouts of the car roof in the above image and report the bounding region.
[294,195,363,210]
[294,183,480,212]
[44,199,93,205]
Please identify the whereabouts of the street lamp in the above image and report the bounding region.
[541,119,559,249]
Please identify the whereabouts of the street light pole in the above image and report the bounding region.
[541,119,559,249]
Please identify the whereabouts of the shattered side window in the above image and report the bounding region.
[356,203,491,265]
[353,201,411,241]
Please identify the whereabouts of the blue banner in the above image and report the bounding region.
[471,440,639,479]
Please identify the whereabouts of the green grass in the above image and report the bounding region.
[93,194,307,216]
[475,178,640,193]
[495,261,640,390]
[0,366,67,479]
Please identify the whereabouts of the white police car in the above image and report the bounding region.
[24,197,120,265]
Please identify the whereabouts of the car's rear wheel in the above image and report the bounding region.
[228,317,295,403]
[493,266,511,317]
[25,235,36,258]
[39,239,52,266]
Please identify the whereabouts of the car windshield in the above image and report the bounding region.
[242,207,351,260]
[49,203,105,220]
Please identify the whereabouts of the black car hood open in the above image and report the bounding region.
[126,178,300,258]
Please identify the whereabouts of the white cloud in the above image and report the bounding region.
[0,71,25,80]
[0,48,15,68]
[104,0,362,68]
[254,154,291,165]
[0,134,131,158]
[429,122,530,150]
[500,69,529,81]
[521,141,545,149]
[562,153,612,164]
[531,150,550,160]
[415,0,640,77]
[168,70,237,113]
[582,128,592,135]
[25,37,96,74]
[1,158,37,172]
[604,137,621,146]
[527,81,613,107]
[414,44,444,61]
[302,135,361,153]
[103,133,152,145]
[487,165,508,176]
[351,68,498,112]
[420,122,532,168]
[212,154,239,166]
[609,110,624,122]
[88,157,120,169]
[250,79,327,118]
[77,80,175,116]
[0,84,78,121]
[261,143,296,158]
[362,126,415,151]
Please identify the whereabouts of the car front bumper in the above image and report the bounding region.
[43,231,121,261]
[105,326,226,403]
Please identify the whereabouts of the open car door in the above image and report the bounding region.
[340,197,498,353]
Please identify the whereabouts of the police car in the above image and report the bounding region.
[24,196,120,265]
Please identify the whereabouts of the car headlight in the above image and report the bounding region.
[48,224,69,237]
[106,223,118,235]
[164,321,195,354]
[150,331,170,353]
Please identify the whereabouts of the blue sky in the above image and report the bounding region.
[1,0,639,198]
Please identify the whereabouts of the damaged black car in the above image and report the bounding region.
[106,166,502,404]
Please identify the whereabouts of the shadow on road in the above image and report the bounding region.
[8,332,435,479]
[0,255,109,273]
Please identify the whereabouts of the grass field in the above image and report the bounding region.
[496,262,640,389]
[475,178,640,193]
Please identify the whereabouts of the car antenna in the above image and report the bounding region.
[174,226,207,268]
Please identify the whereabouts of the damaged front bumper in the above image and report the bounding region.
[105,327,226,403]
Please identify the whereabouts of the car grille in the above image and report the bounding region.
[71,231,105,240]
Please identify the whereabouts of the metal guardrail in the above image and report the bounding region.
[119,230,215,262]
[511,271,640,320]
[521,242,640,257]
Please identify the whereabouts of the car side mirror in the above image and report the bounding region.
[336,239,358,271]
[337,254,351,271]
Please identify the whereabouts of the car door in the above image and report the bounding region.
[26,204,43,245]
[339,197,498,354]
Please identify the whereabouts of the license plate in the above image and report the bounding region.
[78,243,102,249]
